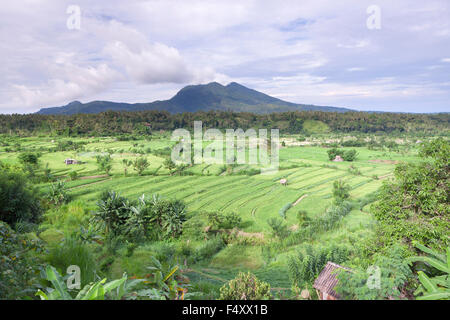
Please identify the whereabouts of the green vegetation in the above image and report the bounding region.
[0,119,448,300]
[219,272,271,300]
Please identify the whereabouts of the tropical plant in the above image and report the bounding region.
[36,265,138,300]
[91,191,130,236]
[288,244,349,289]
[96,154,113,175]
[332,180,350,203]
[267,217,290,239]
[407,242,450,300]
[163,158,176,175]
[46,180,69,206]
[122,159,132,176]
[133,157,150,176]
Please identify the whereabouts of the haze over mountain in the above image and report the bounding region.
[37,82,353,115]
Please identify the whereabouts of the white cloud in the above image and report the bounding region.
[4,63,119,112]
[0,0,450,113]
[104,40,218,84]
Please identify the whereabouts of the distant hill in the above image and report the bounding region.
[37,82,353,115]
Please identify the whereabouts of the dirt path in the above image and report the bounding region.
[378,173,394,180]
[79,174,109,180]
[293,194,308,206]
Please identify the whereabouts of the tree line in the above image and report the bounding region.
[0,110,448,136]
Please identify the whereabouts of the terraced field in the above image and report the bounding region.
[0,135,424,290]
[52,144,409,234]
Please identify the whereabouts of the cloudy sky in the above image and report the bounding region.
[1,0,450,114]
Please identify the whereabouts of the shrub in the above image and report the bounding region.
[133,157,150,176]
[288,244,350,289]
[46,180,70,206]
[91,190,131,236]
[193,236,225,262]
[371,138,449,250]
[0,170,42,226]
[267,218,290,239]
[96,154,113,175]
[332,180,350,203]
[343,149,358,162]
[68,171,79,181]
[0,221,44,299]
[219,272,271,300]
[336,245,412,300]
[182,218,206,240]
[327,148,357,161]
[221,212,242,229]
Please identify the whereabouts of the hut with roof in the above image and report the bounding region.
[64,158,78,165]
[313,262,351,300]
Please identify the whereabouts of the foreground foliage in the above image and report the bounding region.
[219,272,271,300]
[0,222,44,299]
[371,138,449,250]
[408,242,450,300]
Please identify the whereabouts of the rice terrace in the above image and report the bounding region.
[0,0,449,309]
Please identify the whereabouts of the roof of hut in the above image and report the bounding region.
[313,262,351,299]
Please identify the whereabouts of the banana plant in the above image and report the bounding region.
[139,256,194,300]
[36,265,140,300]
[407,242,450,300]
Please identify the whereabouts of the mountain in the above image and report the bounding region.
[37,82,353,115]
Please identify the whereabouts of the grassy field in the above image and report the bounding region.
[0,134,423,290]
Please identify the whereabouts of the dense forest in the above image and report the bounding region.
[0,110,448,136]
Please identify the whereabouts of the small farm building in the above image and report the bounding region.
[64,159,78,165]
[313,262,350,300]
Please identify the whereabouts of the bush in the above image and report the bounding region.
[68,171,78,181]
[288,244,350,289]
[371,138,450,250]
[0,170,42,226]
[221,212,242,229]
[327,148,358,161]
[267,218,290,239]
[192,236,225,262]
[0,221,44,299]
[96,154,113,175]
[46,180,70,206]
[332,180,350,203]
[279,203,292,219]
[219,272,271,300]
[336,245,412,300]
[133,157,150,176]
[206,212,242,230]
[343,149,358,162]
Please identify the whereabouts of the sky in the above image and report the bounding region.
[1,0,450,114]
